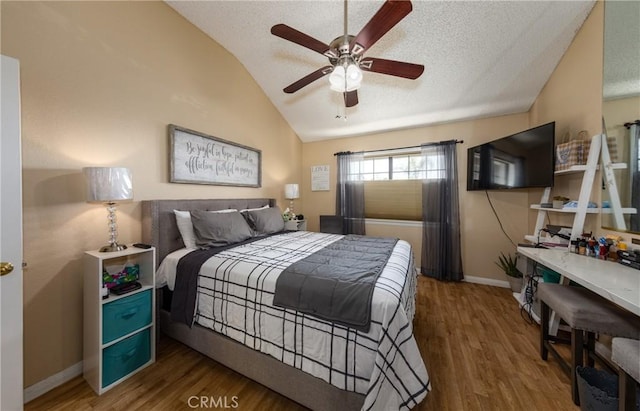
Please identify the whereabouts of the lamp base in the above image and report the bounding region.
[99,243,128,253]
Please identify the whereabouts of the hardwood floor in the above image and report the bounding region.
[415,277,576,411]
[26,277,578,410]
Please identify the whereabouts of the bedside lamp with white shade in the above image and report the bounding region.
[83,167,133,252]
[284,183,299,215]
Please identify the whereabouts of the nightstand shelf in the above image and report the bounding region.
[284,219,307,231]
[83,246,156,394]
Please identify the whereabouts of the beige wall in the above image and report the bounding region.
[604,96,640,140]
[528,1,605,234]
[603,96,640,171]
[301,113,531,278]
[1,1,301,387]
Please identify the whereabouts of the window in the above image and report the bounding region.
[346,150,445,221]
[490,149,520,188]
[492,158,510,186]
[349,152,443,182]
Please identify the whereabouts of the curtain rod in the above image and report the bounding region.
[624,120,640,129]
[334,139,464,156]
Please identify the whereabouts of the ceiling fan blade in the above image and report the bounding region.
[271,24,333,57]
[350,0,413,56]
[360,57,424,79]
[283,66,333,94]
[344,90,358,107]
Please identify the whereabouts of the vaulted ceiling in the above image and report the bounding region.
[167,0,596,142]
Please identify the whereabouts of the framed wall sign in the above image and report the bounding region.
[169,125,261,187]
[311,165,330,191]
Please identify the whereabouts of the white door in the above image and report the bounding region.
[1,55,24,410]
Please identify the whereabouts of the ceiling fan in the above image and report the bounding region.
[271,0,424,108]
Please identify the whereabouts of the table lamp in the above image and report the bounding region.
[284,183,299,215]
[83,167,133,252]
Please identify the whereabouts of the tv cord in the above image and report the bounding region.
[485,190,517,248]
[520,262,540,325]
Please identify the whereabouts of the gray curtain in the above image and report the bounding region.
[336,152,366,235]
[421,141,463,281]
[630,124,640,232]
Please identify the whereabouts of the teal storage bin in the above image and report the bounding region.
[538,265,561,283]
[537,265,580,286]
[102,290,151,344]
[102,328,150,388]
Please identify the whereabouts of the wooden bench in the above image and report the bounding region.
[539,283,640,405]
[612,337,640,411]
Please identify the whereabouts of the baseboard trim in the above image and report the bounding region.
[463,275,510,288]
[24,361,83,404]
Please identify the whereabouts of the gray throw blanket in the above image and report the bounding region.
[273,235,398,332]
[171,234,278,325]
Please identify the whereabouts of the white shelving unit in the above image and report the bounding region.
[83,246,156,395]
[527,134,636,248]
[553,163,627,175]
[523,133,636,335]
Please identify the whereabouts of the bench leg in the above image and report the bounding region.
[541,300,549,361]
[619,370,637,411]
[586,331,595,367]
[571,328,584,406]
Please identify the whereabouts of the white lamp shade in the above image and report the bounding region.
[329,65,346,92]
[284,183,300,199]
[329,63,362,92]
[83,167,133,203]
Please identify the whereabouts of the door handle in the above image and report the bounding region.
[0,262,14,276]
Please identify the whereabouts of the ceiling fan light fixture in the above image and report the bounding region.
[272,0,421,107]
[329,65,345,91]
[346,63,363,83]
[329,62,362,92]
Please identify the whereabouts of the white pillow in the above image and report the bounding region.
[173,209,237,249]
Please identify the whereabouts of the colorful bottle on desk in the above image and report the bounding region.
[579,240,587,255]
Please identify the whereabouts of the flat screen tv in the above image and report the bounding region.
[467,122,555,191]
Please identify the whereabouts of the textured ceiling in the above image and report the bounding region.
[603,0,640,100]
[167,0,595,142]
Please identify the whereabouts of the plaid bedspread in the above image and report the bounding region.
[191,231,430,410]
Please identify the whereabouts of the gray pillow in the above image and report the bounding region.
[243,206,285,235]
[191,210,252,247]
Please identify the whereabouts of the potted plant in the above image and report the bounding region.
[495,252,523,292]
[282,208,298,230]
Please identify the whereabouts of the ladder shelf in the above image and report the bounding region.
[527,134,635,248]
[523,133,636,336]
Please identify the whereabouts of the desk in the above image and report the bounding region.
[517,247,640,317]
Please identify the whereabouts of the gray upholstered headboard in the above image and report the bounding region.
[141,198,276,266]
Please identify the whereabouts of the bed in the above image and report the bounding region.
[141,198,430,410]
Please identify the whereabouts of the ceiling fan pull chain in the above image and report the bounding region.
[336,102,347,121]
